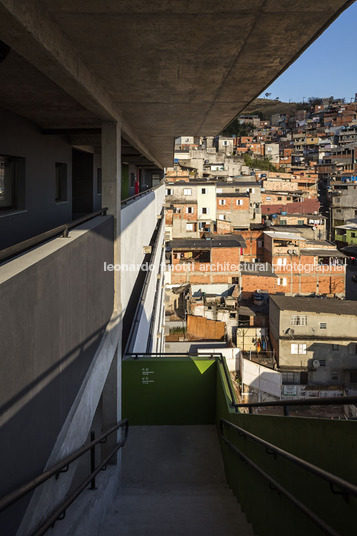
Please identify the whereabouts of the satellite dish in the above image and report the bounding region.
[312,359,320,370]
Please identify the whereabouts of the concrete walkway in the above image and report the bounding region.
[101,425,254,536]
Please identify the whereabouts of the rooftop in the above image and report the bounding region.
[270,295,357,315]
[169,235,246,249]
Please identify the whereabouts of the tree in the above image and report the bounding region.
[265,92,271,99]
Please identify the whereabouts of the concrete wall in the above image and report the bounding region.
[0,216,114,535]
[0,108,73,249]
[121,184,164,315]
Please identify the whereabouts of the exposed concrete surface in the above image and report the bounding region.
[99,425,255,536]
[0,0,353,166]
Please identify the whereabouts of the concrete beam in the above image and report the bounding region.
[0,0,162,168]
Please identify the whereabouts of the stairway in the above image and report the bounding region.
[101,425,255,536]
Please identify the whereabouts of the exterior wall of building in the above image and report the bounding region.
[197,184,216,222]
[0,108,73,249]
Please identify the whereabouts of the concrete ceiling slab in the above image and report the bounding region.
[0,0,353,166]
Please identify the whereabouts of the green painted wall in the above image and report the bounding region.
[215,364,357,536]
[122,357,217,425]
[121,163,129,200]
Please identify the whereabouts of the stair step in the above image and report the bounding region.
[100,426,255,536]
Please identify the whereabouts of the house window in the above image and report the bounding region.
[97,168,102,195]
[186,223,194,231]
[201,207,208,214]
[219,199,226,206]
[298,219,304,225]
[236,199,243,206]
[291,315,307,326]
[287,197,291,201]
[257,241,263,247]
[291,343,306,354]
[320,322,327,330]
[201,188,207,194]
[319,359,326,367]
[266,196,271,201]
[184,188,192,196]
[0,155,25,211]
[350,372,357,384]
[166,188,173,196]
[332,344,339,351]
[282,372,301,385]
[186,206,193,214]
[277,197,282,201]
[280,220,287,225]
[352,233,356,238]
[55,163,67,202]
[218,214,225,220]
[277,277,287,286]
[348,343,357,355]
[331,371,339,381]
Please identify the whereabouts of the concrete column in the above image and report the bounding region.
[102,121,121,312]
[101,121,122,464]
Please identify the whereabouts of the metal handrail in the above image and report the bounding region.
[0,419,128,534]
[0,207,108,263]
[121,179,164,206]
[220,418,357,498]
[219,433,340,536]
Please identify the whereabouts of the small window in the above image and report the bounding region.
[320,322,327,330]
[201,207,208,214]
[266,196,271,201]
[166,188,173,196]
[298,219,304,225]
[280,219,287,225]
[186,206,193,214]
[291,315,307,326]
[277,277,287,286]
[0,155,25,212]
[332,344,339,351]
[186,223,194,231]
[350,372,357,383]
[216,188,223,193]
[331,371,339,381]
[97,168,102,195]
[55,163,67,202]
[287,197,291,201]
[219,199,226,206]
[218,214,225,220]
[277,196,282,201]
[229,312,236,319]
[236,199,243,206]
[201,188,207,194]
[184,188,192,196]
[291,343,306,355]
[319,359,326,367]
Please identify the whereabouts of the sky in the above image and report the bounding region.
[259,1,357,103]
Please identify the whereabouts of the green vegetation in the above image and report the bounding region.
[169,327,185,335]
[222,119,254,137]
[243,153,277,172]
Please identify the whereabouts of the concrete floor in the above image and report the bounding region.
[100,425,255,536]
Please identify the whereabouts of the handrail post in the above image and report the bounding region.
[90,432,96,490]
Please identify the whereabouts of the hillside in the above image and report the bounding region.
[242,97,306,120]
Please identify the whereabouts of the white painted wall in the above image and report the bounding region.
[121,184,164,315]
[241,358,282,398]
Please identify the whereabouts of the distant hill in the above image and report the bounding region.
[242,98,307,120]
